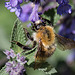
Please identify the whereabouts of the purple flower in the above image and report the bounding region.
[17,53,27,64]
[58,11,75,40]
[4,49,27,75]
[10,63,25,75]
[10,0,18,7]
[57,3,71,15]
[6,62,13,67]
[9,0,23,7]
[56,0,72,15]
[18,3,33,22]
[5,0,42,22]
[56,0,69,4]
[6,61,16,72]
[61,21,75,40]
[18,2,39,22]
[27,23,31,27]
[6,62,13,72]
[5,0,57,22]
[4,49,16,59]
[15,5,22,17]
[5,2,22,17]
[24,0,29,2]
[29,4,39,22]
[6,62,25,75]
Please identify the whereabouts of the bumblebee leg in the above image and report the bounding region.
[23,28,33,41]
[11,41,32,51]
[33,41,37,48]
[31,23,36,31]
[23,28,37,48]
[31,22,40,31]
[11,40,36,52]
[11,28,37,51]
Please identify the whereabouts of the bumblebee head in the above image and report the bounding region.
[32,20,46,30]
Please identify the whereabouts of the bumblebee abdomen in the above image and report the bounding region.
[35,44,56,62]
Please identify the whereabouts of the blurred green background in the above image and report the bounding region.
[0,0,75,75]
[0,0,17,50]
[0,0,16,70]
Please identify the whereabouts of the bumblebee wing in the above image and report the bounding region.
[55,33,75,51]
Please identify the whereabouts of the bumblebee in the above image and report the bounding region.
[13,17,75,63]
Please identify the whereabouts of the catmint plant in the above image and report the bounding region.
[4,50,27,75]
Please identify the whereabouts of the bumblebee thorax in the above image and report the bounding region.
[32,26,55,48]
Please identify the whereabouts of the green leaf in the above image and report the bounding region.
[11,19,27,53]
[42,7,60,26]
[42,9,55,24]
[27,62,57,75]
[36,62,57,75]
[0,66,8,75]
[22,46,37,65]
[39,67,57,75]
[26,67,45,75]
